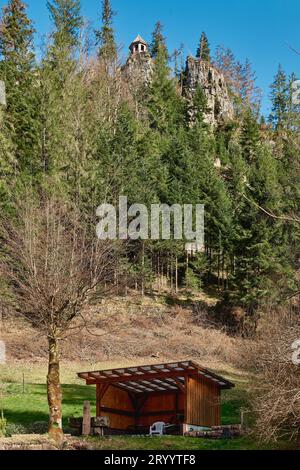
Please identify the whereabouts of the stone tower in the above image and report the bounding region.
[129,35,148,55]
[123,35,153,87]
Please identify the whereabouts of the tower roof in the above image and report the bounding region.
[131,35,148,46]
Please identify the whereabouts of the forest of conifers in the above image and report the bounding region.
[0,0,300,325]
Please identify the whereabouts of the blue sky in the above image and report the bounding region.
[1,0,300,115]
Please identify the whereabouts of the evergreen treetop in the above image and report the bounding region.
[47,0,83,48]
[150,21,168,59]
[96,0,117,60]
[196,32,210,61]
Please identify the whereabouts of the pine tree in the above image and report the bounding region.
[47,0,83,50]
[147,40,183,133]
[285,72,300,132]
[189,85,209,126]
[269,65,288,130]
[196,32,210,61]
[232,143,289,312]
[0,104,15,209]
[240,108,260,163]
[0,0,38,173]
[150,21,168,59]
[96,0,117,61]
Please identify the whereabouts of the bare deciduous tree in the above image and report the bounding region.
[0,195,119,441]
[243,307,300,442]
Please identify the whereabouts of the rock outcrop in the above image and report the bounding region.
[123,51,153,88]
[123,35,153,90]
[184,57,234,127]
[123,36,234,127]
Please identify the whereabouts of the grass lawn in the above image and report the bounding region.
[0,360,291,450]
[83,435,293,450]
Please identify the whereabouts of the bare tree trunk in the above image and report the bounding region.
[47,336,63,441]
[141,242,145,297]
[158,254,161,294]
[175,256,178,294]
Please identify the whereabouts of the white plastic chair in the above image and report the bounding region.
[149,422,165,436]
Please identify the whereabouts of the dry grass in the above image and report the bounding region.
[240,306,300,442]
[1,292,240,370]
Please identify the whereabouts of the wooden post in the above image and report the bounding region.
[82,401,91,436]
[184,376,188,436]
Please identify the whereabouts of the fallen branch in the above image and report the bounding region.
[243,194,300,224]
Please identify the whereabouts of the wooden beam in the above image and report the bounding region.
[151,378,177,391]
[124,368,142,376]
[138,380,168,392]
[184,376,188,424]
[100,406,135,417]
[96,384,101,416]
[99,406,184,419]
[172,378,186,393]
[112,369,126,377]
[126,382,155,393]
[99,383,110,401]
[136,389,180,398]
[179,361,196,371]
[90,371,112,380]
[137,409,184,418]
[86,369,198,385]
[96,383,110,417]
[160,377,185,393]
[135,395,148,412]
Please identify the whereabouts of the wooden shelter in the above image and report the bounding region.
[78,361,234,435]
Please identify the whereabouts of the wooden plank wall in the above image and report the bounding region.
[137,392,185,427]
[96,376,221,431]
[186,376,221,427]
[98,385,135,430]
[97,386,185,430]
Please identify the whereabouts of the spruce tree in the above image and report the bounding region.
[240,108,260,163]
[196,32,210,61]
[285,72,300,132]
[47,0,83,51]
[0,104,15,209]
[0,0,38,173]
[150,21,168,59]
[147,40,183,133]
[232,143,288,312]
[189,85,209,126]
[96,0,117,60]
[269,65,288,130]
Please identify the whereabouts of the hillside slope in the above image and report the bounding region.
[1,291,242,371]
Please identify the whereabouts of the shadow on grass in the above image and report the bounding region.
[3,383,97,429]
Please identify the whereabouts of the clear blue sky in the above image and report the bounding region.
[1,0,300,115]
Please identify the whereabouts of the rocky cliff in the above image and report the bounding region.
[123,51,153,89]
[123,37,234,128]
[184,57,234,127]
